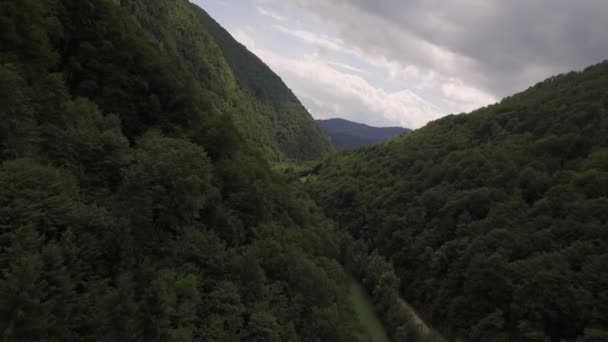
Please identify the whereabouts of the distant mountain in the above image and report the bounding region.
[316,118,410,150]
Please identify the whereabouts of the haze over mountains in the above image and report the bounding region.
[1,1,607,342]
[317,118,409,150]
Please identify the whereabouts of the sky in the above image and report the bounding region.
[192,0,608,129]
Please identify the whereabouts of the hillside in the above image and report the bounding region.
[307,61,608,341]
[194,5,333,160]
[0,0,357,340]
[317,118,409,150]
[120,0,332,161]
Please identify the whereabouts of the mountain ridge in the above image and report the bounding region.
[2,0,607,341]
[306,60,608,341]
[120,0,332,161]
[0,0,360,340]
[192,4,334,160]
[316,118,410,150]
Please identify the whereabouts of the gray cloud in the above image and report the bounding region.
[285,0,608,96]
[252,46,444,128]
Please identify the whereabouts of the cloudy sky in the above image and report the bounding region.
[192,0,608,128]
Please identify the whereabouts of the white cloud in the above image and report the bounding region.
[273,25,345,52]
[439,79,496,112]
[275,1,498,115]
[257,6,288,22]
[300,95,344,120]
[202,0,232,8]
[266,12,494,115]
[284,0,608,97]
[327,61,369,75]
[376,57,421,81]
[251,47,443,128]
[194,0,606,128]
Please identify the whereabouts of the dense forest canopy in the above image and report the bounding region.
[192,4,333,161]
[307,61,608,341]
[0,0,357,340]
[120,0,332,162]
[2,0,608,341]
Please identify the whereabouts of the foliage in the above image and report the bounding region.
[0,0,355,340]
[120,0,332,161]
[307,61,608,341]
[350,281,390,342]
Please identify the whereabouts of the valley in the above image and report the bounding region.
[305,62,608,341]
[0,0,606,341]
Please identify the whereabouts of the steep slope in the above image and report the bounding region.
[0,0,359,340]
[308,61,608,341]
[120,0,332,161]
[317,118,409,150]
[194,5,333,160]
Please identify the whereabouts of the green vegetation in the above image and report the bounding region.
[307,61,608,341]
[0,0,354,340]
[342,239,445,342]
[3,0,608,341]
[350,281,391,342]
[195,6,333,160]
[120,0,332,161]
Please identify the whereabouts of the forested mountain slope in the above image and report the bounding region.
[193,5,333,160]
[120,0,332,161]
[0,0,357,340]
[307,61,608,341]
[317,118,409,150]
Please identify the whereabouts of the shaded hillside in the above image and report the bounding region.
[195,6,333,160]
[308,61,608,341]
[0,0,360,340]
[120,0,332,161]
[317,118,409,150]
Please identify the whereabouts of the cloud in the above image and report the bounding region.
[194,0,608,128]
[327,61,369,75]
[251,47,443,128]
[257,6,288,22]
[284,0,608,97]
[439,79,496,113]
[205,0,232,8]
[273,25,345,52]
[203,0,608,127]
[232,29,256,49]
